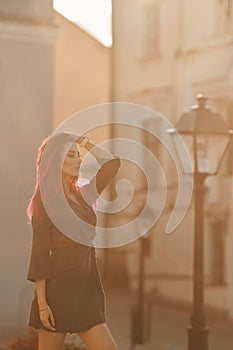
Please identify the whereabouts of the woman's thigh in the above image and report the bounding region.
[77,323,118,350]
[38,328,67,350]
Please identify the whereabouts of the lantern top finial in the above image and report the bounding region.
[191,94,209,111]
[196,94,209,107]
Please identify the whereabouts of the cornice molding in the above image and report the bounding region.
[129,86,172,102]
[176,34,233,57]
[192,76,233,100]
[0,17,59,44]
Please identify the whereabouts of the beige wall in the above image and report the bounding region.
[0,0,54,22]
[0,0,57,334]
[0,5,111,337]
[54,12,111,127]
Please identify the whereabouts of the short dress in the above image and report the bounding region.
[26,156,121,333]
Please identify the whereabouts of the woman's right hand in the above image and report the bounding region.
[35,280,56,331]
[39,305,56,331]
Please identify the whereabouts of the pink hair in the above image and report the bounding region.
[26,132,98,224]
[26,136,50,223]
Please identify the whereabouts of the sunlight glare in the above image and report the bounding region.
[53,0,112,47]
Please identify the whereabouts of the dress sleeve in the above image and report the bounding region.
[79,156,121,207]
[26,207,52,283]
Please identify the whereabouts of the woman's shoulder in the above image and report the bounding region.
[32,196,52,225]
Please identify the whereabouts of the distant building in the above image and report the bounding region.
[54,12,111,126]
[111,0,233,317]
[0,0,111,341]
[0,0,56,336]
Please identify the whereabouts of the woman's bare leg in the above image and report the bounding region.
[38,328,66,350]
[77,323,118,350]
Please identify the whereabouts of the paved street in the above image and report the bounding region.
[0,287,233,349]
[105,288,233,350]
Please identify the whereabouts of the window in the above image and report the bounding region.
[142,118,163,190]
[224,102,233,175]
[206,202,229,286]
[216,0,233,34]
[209,220,226,285]
[143,3,160,57]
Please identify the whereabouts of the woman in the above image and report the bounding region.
[26,131,121,350]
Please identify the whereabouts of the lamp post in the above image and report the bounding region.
[167,95,233,350]
[131,209,153,349]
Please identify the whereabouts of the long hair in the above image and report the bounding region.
[26,132,80,224]
[26,136,49,223]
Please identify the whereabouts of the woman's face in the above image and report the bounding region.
[62,144,82,177]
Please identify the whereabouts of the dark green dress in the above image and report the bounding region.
[27,157,120,333]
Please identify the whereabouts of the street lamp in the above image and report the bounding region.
[167,94,233,350]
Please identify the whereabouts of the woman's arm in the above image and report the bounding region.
[76,136,117,165]
[35,279,48,308]
[27,206,56,331]
[27,203,52,282]
[35,278,56,331]
[77,136,121,203]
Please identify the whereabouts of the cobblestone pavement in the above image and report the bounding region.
[105,288,233,350]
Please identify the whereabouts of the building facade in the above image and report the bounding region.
[0,1,111,340]
[112,0,233,316]
[0,0,57,335]
[54,12,111,126]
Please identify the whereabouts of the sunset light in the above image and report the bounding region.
[53,0,112,47]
